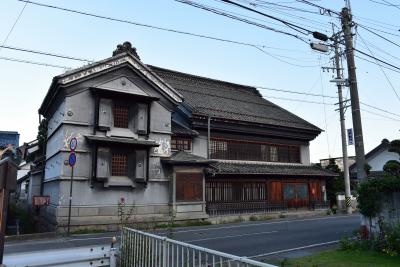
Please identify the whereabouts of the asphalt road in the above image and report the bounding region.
[4,214,360,260]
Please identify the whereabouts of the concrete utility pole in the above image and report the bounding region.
[341,7,366,181]
[332,29,352,214]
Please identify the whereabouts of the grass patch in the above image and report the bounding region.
[71,228,106,235]
[275,250,400,267]
[154,220,212,229]
[249,215,274,221]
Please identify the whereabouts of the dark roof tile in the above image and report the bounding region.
[149,65,321,132]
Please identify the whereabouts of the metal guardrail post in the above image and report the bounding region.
[162,237,167,267]
[110,247,117,267]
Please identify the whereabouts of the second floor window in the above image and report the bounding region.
[171,137,191,151]
[210,138,300,163]
[98,98,148,134]
[113,104,129,128]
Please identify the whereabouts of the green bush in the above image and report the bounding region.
[340,223,400,257]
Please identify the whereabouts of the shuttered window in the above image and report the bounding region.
[176,173,203,202]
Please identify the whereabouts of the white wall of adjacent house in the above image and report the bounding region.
[300,145,310,165]
[368,149,399,171]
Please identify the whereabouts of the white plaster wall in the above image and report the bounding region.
[44,153,63,180]
[47,100,65,137]
[192,135,208,158]
[58,180,170,206]
[64,91,94,124]
[300,144,310,165]
[150,101,171,133]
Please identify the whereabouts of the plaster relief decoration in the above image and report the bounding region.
[152,138,170,156]
[63,131,84,150]
[60,54,182,103]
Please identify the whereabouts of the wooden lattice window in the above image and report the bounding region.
[171,137,191,151]
[210,138,300,163]
[111,153,128,176]
[113,104,129,128]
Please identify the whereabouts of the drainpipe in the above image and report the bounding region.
[207,116,211,159]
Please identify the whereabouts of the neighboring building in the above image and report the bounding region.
[37,42,335,230]
[320,156,356,172]
[0,131,19,149]
[350,139,399,178]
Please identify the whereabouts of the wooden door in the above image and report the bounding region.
[269,181,282,203]
[309,181,321,202]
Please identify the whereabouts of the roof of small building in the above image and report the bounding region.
[209,160,338,177]
[349,139,392,172]
[162,151,215,165]
[149,65,321,132]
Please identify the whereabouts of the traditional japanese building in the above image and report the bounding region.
[38,42,334,230]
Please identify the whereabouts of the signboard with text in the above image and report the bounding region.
[347,128,354,145]
[32,196,50,206]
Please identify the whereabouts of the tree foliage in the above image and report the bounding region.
[37,118,48,153]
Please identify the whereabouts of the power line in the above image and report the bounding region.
[354,48,400,72]
[357,24,400,49]
[174,0,309,42]
[15,0,297,51]
[0,1,29,54]
[2,44,399,118]
[0,56,71,69]
[360,102,400,118]
[295,0,341,16]
[357,32,400,102]
[255,85,337,98]
[217,0,314,34]
[355,54,400,74]
[362,108,400,122]
[0,44,93,62]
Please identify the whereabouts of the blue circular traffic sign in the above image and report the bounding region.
[69,137,78,151]
[68,152,77,167]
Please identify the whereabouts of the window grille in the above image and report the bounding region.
[210,138,300,163]
[113,104,129,128]
[111,153,128,176]
[171,137,191,151]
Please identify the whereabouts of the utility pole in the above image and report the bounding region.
[332,28,352,214]
[341,7,366,181]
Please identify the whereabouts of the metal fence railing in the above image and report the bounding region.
[4,245,117,267]
[120,227,277,267]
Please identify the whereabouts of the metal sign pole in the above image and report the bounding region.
[67,138,77,236]
[67,165,74,236]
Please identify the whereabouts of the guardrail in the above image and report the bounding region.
[4,245,117,267]
[120,227,277,267]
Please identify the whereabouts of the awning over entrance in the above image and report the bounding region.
[208,160,338,177]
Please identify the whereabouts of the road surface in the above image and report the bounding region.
[4,214,360,260]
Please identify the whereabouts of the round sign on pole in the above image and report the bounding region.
[69,137,78,151]
[68,152,77,167]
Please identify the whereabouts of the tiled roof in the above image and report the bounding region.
[149,66,321,132]
[209,160,338,177]
[171,121,199,136]
[162,151,215,165]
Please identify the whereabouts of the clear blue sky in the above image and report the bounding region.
[1,0,399,162]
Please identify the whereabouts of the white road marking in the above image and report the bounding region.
[187,230,278,243]
[159,215,359,234]
[248,240,340,258]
